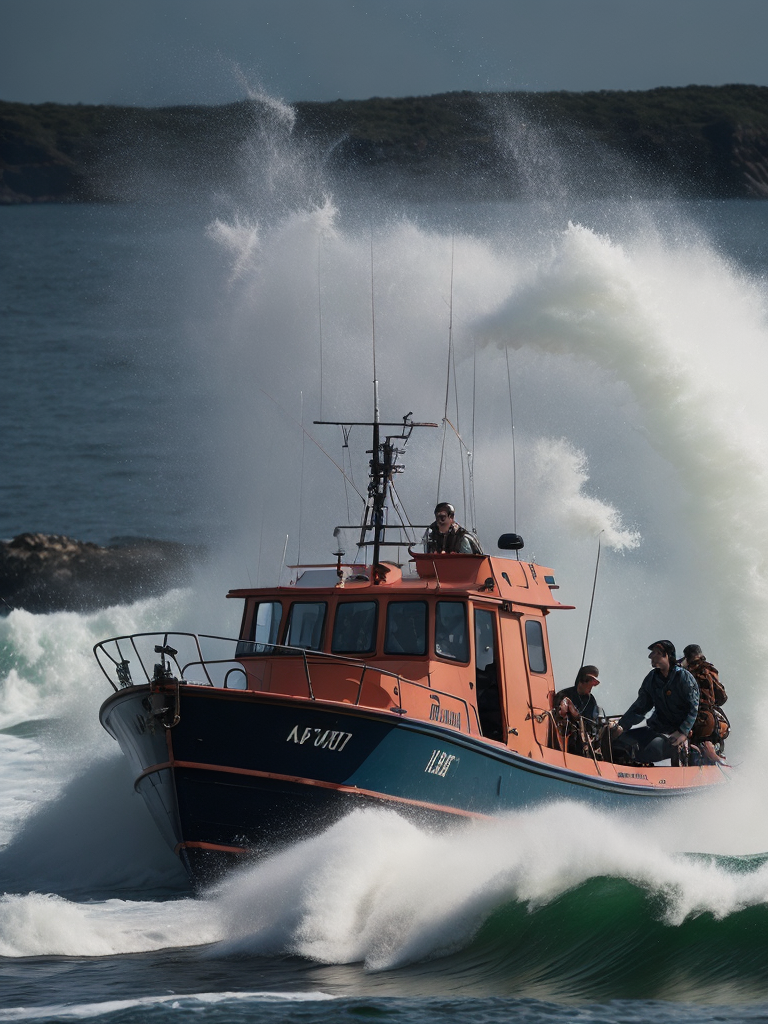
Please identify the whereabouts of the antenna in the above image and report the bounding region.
[317,238,324,420]
[369,228,382,576]
[278,533,289,587]
[504,347,518,551]
[580,531,604,668]
[437,234,455,503]
[298,391,306,562]
[471,321,477,535]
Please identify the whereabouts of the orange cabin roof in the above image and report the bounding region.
[227,552,574,612]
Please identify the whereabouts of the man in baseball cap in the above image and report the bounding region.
[607,640,699,764]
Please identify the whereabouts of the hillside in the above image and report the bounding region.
[2,85,768,203]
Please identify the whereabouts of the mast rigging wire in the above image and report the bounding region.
[389,479,418,545]
[256,385,365,504]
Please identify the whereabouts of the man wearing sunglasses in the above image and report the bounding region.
[425,502,483,555]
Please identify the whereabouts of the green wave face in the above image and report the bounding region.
[446,865,768,1004]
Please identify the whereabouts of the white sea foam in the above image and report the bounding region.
[0,990,335,1022]
[0,591,196,893]
[0,590,193,733]
[205,801,768,970]
[475,220,768,703]
[529,436,641,551]
[1,786,767,961]
[0,891,214,958]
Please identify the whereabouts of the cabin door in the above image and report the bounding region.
[474,608,503,740]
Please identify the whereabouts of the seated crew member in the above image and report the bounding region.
[608,640,699,764]
[554,665,601,754]
[425,502,483,554]
[683,643,728,763]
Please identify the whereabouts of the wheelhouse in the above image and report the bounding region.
[227,551,569,751]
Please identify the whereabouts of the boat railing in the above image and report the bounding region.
[94,631,249,692]
[237,641,473,727]
[94,632,473,732]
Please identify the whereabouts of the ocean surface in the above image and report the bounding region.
[3,103,768,1022]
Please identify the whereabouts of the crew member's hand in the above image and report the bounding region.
[612,725,623,737]
[559,698,578,719]
[669,730,688,748]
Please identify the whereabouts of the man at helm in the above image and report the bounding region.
[425,502,483,554]
[608,640,699,764]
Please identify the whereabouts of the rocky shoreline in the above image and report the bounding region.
[0,533,203,614]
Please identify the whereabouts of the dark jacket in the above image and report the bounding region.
[554,685,599,721]
[618,664,699,736]
[425,522,483,554]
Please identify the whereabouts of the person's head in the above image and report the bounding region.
[683,644,703,664]
[434,502,455,534]
[575,664,600,693]
[648,640,676,674]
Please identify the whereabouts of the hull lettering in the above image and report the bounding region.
[287,725,352,751]
[425,749,457,777]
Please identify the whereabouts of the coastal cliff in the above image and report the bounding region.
[2,85,768,203]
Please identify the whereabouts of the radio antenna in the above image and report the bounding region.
[505,347,518,540]
[317,238,324,419]
[437,234,456,504]
[580,531,604,669]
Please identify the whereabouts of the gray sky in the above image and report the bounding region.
[2,0,768,107]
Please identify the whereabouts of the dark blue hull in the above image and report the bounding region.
[100,684,687,884]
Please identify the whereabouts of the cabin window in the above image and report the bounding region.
[434,601,469,662]
[284,601,327,651]
[475,608,495,672]
[384,601,427,656]
[332,601,377,654]
[236,601,282,656]
[525,619,547,673]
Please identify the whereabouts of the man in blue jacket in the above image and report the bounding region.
[609,640,699,763]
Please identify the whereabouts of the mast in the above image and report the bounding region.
[315,413,437,581]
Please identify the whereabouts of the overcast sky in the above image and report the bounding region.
[2,0,768,107]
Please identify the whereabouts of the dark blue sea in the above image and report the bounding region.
[3,109,768,1022]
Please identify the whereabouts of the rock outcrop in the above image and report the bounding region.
[0,533,202,614]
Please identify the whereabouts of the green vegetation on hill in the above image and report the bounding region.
[2,85,768,203]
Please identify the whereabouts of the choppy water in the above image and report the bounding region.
[3,96,768,1021]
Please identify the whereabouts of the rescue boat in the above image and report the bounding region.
[95,411,731,884]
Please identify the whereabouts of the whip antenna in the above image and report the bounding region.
[437,234,456,504]
[317,238,324,419]
[580,531,604,669]
[298,391,306,562]
[504,347,518,552]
